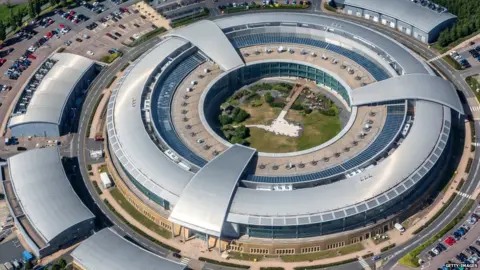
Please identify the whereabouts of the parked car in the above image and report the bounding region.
[445,236,456,246]
[172,253,181,259]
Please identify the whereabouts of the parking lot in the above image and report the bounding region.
[0,237,24,266]
[419,202,480,269]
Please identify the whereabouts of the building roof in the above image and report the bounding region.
[227,101,449,225]
[8,147,94,243]
[107,37,193,205]
[9,53,94,128]
[168,20,245,71]
[71,228,186,270]
[343,0,456,33]
[169,144,256,236]
[213,13,429,74]
[351,74,464,114]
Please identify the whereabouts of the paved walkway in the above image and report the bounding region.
[88,87,112,138]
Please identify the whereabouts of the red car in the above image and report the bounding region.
[69,10,76,15]
[27,54,36,60]
[0,58,6,66]
[444,236,456,246]
[67,15,73,20]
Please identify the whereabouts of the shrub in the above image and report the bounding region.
[106,76,117,89]
[219,114,233,125]
[270,102,286,108]
[380,243,396,252]
[264,92,274,103]
[456,179,465,191]
[92,181,103,195]
[234,109,250,123]
[120,62,130,72]
[466,158,473,173]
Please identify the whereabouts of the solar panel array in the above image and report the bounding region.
[229,33,390,81]
[152,52,208,167]
[245,103,406,183]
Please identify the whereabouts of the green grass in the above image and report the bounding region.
[323,2,337,12]
[412,193,457,234]
[103,199,179,252]
[100,52,122,64]
[128,27,166,47]
[442,55,463,70]
[247,110,341,153]
[85,93,104,137]
[466,76,480,102]
[229,252,264,261]
[0,4,28,23]
[198,257,249,269]
[171,9,209,28]
[120,62,130,72]
[293,258,358,270]
[110,188,172,239]
[399,199,475,267]
[282,243,363,262]
[466,158,473,173]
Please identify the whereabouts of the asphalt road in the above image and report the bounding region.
[71,3,480,270]
[75,36,173,258]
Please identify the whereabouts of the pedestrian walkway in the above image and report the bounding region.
[358,257,372,270]
[180,257,191,265]
[427,54,444,62]
[457,191,474,199]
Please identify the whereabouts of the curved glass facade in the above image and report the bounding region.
[204,62,349,137]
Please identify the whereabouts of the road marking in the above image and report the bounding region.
[457,191,473,199]
[358,257,372,270]
[428,55,443,62]
[471,106,480,112]
[180,257,191,265]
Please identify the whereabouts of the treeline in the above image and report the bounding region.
[433,0,480,47]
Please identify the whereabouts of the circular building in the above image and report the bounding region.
[105,13,463,253]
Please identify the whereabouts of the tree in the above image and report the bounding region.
[264,92,274,103]
[218,114,233,126]
[233,109,249,123]
[34,0,42,16]
[0,21,6,41]
[28,0,36,19]
[25,260,33,270]
[56,258,67,268]
[49,0,57,7]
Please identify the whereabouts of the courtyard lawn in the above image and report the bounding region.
[248,110,341,153]
[240,101,282,125]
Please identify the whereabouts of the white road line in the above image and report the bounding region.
[471,106,480,112]
[358,257,372,270]
[457,192,473,199]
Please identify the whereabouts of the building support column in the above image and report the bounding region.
[171,225,175,238]
[218,236,222,254]
[182,227,186,242]
[206,234,209,250]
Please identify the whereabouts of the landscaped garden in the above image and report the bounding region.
[217,81,342,153]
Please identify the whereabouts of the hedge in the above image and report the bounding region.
[198,257,249,269]
[121,62,130,72]
[466,158,473,173]
[380,243,396,252]
[400,199,475,267]
[106,76,117,89]
[92,180,103,195]
[171,9,210,28]
[323,2,337,12]
[103,199,180,253]
[456,179,465,191]
[293,258,358,270]
[412,193,457,234]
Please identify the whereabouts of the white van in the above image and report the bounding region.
[394,223,405,232]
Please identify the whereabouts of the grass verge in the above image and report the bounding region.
[442,55,463,70]
[466,76,480,102]
[128,27,166,47]
[229,252,264,261]
[399,199,475,267]
[171,9,209,28]
[92,180,103,195]
[293,258,358,270]
[412,193,457,234]
[198,257,249,269]
[323,2,337,12]
[106,76,117,89]
[110,188,171,239]
[223,3,309,14]
[466,158,473,173]
[100,51,122,64]
[282,243,363,262]
[103,199,179,252]
[85,93,104,138]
